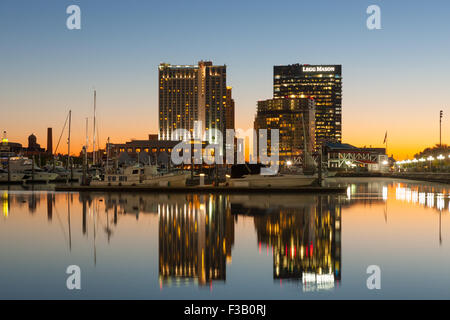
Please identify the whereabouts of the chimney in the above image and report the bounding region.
[47,128,53,154]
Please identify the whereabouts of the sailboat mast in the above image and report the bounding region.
[67,110,71,171]
[106,137,110,173]
[85,117,89,150]
[93,90,96,165]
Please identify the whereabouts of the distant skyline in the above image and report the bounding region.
[1,0,449,159]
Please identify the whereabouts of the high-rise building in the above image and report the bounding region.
[225,86,235,130]
[273,64,342,147]
[158,61,228,144]
[254,97,316,164]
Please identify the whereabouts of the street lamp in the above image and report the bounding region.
[427,156,435,172]
[437,154,445,171]
[440,110,443,148]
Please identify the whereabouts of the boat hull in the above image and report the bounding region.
[23,173,59,182]
[91,173,189,187]
[0,173,25,182]
[141,173,189,187]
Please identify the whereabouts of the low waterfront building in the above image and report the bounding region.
[0,133,46,157]
[24,133,46,156]
[106,135,214,167]
[108,139,179,157]
[324,142,389,172]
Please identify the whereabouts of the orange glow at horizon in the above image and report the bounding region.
[4,119,447,161]
[3,88,448,160]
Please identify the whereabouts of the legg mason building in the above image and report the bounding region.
[273,64,342,148]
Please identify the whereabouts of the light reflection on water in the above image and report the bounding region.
[0,178,450,299]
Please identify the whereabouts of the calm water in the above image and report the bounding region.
[1,178,450,299]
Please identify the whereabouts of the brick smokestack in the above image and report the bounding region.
[47,128,53,154]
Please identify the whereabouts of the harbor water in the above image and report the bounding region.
[1,178,449,299]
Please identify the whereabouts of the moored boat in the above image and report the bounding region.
[0,168,25,183]
[90,165,189,187]
[22,168,59,183]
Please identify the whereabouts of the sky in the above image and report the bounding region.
[1,0,449,159]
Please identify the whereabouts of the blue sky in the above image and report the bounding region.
[1,0,450,158]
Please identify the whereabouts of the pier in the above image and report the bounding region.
[54,185,347,194]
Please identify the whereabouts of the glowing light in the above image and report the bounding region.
[382,186,388,201]
[2,192,8,217]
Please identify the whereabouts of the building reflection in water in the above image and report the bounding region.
[2,191,9,218]
[2,179,449,292]
[158,194,235,287]
[232,195,341,292]
[98,193,236,287]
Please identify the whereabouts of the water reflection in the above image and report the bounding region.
[1,178,450,298]
[159,195,234,287]
[340,180,450,213]
[232,195,341,291]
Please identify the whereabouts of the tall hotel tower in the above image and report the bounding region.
[158,61,229,143]
[273,64,342,147]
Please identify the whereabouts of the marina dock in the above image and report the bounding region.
[54,185,347,194]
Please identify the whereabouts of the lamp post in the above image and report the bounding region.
[440,110,443,148]
[427,156,435,172]
[418,158,425,172]
[437,154,445,171]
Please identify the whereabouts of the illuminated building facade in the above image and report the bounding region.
[158,61,229,144]
[254,97,316,164]
[324,142,388,171]
[273,64,342,147]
